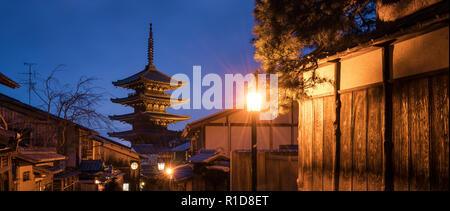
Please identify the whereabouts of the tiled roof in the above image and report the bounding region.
[89,135,131,149]
[189,150,229,163]
[109,112,190,121]
[79,160,104,172]
[171,142,190,152]
[112,67,180,86]
[172,164,194,182]
[133,144,171,154]
[55,170,81,179]
[108,129,178,139]
[0,73,20,88]
[16,152,66,163]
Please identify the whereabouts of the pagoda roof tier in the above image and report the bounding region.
[108,129,177,139]
[111,93,188,107]
[112,66,184,91]
[109,112,191,122]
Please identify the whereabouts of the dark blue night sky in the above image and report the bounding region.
[0,0,258,145]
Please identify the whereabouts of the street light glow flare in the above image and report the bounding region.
[247,92,262,112]
[165,167,173,176]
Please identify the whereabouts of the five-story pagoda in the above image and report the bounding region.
[109,24,190,146]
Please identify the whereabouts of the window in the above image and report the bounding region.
[23,171,30,182]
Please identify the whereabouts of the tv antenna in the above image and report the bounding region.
[22,62,37,104]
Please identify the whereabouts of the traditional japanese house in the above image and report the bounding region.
[0,93,143,191]
[182,107,298,157]
[0,73,18,191]
[0,93,96,168]
[0,146,13,191]
[13,147,66,191]
[78,159,125,191]
[162,149,230,191]
[296,0,449,191]
[182,107,299,190]
[86,135,141,191]
[109,24,190,146]
[0,73,20,89]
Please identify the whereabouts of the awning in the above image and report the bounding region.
[15,152,66,163]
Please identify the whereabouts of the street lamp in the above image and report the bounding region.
[130,161,139,191]
[165,167,173,177]
[246,92,262,191]
[130,162,139,170]
[165,167,174,191]
[158,162,165,171]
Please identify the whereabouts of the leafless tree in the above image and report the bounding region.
[30,65,114,150]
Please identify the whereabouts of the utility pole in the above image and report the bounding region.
[22,62,36,104]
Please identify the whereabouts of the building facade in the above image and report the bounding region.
[296,0,449,191]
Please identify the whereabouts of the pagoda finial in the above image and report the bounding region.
[147,23,154,68]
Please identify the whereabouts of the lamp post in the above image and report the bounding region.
[246,92,261,191]
[130,161,139,191]
[165,167,173,191]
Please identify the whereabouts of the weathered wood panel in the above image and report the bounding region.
[298,100,313,190]
[339,93,353,191]
[232,151,297,191]
[393,81,410,190]
[296,72,448,191]
[312,98,324,190]
[352,90,368,190]
[430,74,449,191]
[367,86,384,190]
[322,96,335,191]
[231,151,251,191]
[408,78,430,191]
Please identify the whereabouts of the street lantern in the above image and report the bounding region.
[165,167,173,177]
[157,162,165,171]
[165,167,174,191]
[130,162,139,170]
[246,92,262,112]
[246,91,262,192]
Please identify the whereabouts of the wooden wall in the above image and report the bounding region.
[392,73,449,191]
[297,72,449,191]
[231,150,298,191]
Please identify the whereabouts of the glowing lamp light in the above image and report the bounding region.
[165,167,173,176]
[157,162,165,171]
[130,162,139,170]
[123,183,129,191]
[95,180,100,185]
[246,92,262,112]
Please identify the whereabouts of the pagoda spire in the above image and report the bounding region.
[147,23,154,68]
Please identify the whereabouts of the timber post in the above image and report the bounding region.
[330,58,341,191]
[376,40,396,191]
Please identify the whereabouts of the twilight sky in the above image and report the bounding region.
[0,0,259,145]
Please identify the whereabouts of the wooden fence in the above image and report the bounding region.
[297,72,449,191]
[231,150,298,191]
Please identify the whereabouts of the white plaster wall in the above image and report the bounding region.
[393,26,449,79]
[205,126,228,153]
[272,126,293,148]
[341,49,383,90]
[305,63,336,96]
[257,126,271,149]
[230,126,251,151]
